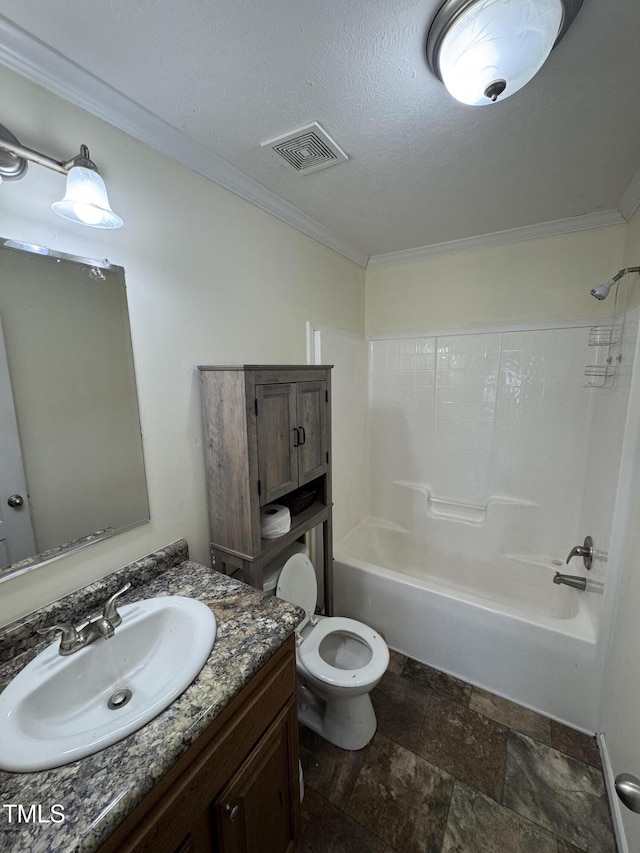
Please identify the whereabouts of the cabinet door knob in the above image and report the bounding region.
[225,804,240,822]
[298,425,306,445]
[293,427,300,448]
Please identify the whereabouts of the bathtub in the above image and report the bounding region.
[334,519,600,731]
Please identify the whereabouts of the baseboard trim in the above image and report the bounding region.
[598,732,628,853]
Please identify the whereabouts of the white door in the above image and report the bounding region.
[0,316,36,568]
[600,382,640,851]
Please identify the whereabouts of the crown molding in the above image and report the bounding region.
[1,15,637,273]
[619,164,640,222]
[0,16,369,268]
[367,210,626,268]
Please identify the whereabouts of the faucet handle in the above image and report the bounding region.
[102,582,132,628]
[565,535,593,570]
[37,623,81,652]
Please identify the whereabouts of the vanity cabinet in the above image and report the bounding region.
[97,637,299,853]
[198,365,333,613]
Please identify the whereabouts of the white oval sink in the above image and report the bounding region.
[0,596,216,772]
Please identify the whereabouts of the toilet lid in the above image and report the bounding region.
[276,554,317,616]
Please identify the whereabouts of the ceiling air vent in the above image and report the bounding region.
[262,122,348,175]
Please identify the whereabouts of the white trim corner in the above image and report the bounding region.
[598,732,629,853]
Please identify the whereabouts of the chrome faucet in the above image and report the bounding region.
[553,573,587,591]
[38,582,131,656]
[565,535,593,571]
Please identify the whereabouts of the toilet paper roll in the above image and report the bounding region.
[260,504,291,538]
[262,518,290,537]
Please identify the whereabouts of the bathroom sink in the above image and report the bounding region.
[0,596,216,772]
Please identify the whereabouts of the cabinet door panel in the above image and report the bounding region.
[256,384,298,505]
[296,381,328,486]
[214,702,298,853]
[172,810,213,853]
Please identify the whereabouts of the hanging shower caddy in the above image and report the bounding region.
[584,324,623,388]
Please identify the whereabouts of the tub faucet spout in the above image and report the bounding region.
[553,572,587,591]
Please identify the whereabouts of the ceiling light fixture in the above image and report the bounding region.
[0,122,123,229]
[426,0,583,106]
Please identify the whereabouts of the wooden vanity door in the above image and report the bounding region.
[213,701,298,853]
[172,814,214,853]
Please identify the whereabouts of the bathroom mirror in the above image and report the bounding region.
[0,239,149,580]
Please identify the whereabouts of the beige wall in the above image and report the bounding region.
[366,226,627,334]
[0,64,365,625]
[0,57,637,657]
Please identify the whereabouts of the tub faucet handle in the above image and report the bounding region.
[565,536,593,571]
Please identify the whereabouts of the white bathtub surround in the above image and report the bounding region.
[394,482,542,565]
[368,324,596,557]
[314,309,639,733]
[338,518,590,624]
[307,323,369,542]
[335,518,599,731]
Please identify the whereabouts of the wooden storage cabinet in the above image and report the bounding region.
[198,365,333,613]
[97,638,299,853]
[256,380,328,504]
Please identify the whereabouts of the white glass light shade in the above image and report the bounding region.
[52,166,123,229]
[438,0,563,105]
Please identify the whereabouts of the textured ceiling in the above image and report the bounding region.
[1,0,639,263]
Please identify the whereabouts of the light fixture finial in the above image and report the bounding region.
[427,0,584,106]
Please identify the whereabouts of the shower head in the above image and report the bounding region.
[590,266,640,300]
[591,280,614,301]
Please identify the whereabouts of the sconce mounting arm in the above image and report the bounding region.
[0,121,123,229]
[0,123,96,180]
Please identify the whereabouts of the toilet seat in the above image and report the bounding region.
[298,617,388,689]
[273,550,388,691]
[266,544,389,750]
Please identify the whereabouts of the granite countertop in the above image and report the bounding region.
[0,555,303,853]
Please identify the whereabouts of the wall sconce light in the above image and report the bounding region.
[0,122,123,229]
[426,0,583,106]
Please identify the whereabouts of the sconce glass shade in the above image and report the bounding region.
[433,0,564,105]
[52,166,123,229]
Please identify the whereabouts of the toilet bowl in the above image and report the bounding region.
[264,544,389,750]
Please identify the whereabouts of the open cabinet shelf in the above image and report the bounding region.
[198,365,334,614]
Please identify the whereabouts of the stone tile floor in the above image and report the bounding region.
[297,651,616,853]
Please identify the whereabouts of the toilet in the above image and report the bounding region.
[263,543,389,751]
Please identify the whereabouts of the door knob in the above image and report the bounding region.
[615,774,640,813]
[225,804,240,822]
[7,494,24,508]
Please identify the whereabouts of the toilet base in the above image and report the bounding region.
[298,687,377,751]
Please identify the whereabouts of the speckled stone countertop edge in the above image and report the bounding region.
[0,555,304,853]
[0,539,190,664]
